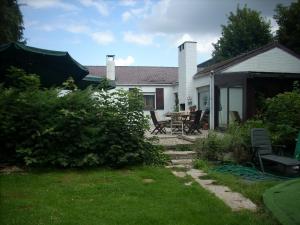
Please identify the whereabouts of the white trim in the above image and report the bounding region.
[209,72,215,130]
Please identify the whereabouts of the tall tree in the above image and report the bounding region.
[0,0,24,44]
[274,0,300,55]
[212,5,273,62]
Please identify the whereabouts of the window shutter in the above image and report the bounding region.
[156,88,164,110]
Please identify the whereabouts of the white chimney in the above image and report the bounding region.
[106,55,115,80]
[178,41,197,110]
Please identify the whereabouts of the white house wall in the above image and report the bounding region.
[115,85,174,120]
[223,47,300,73]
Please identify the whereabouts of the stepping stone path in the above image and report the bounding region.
[162,136,257,212]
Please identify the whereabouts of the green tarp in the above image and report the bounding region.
[0,42,89,87]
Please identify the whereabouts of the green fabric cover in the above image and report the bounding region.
[263,179,300,225]
[0,42,89,87]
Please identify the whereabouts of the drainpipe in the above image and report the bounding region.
[209,70,215,130]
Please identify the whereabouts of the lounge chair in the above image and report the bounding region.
[150,110,167,134]
[251,128,300,173]
[185,110,202,135]
[230,111,242,124]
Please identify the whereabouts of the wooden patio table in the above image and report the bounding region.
[165,112,190,135]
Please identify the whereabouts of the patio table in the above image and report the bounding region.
[165,112,190,135]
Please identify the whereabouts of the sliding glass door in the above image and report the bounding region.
[218,86,243,127]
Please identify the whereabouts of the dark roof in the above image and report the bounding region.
[85,66,178,85]
[197,58,217,68]
[194,42,300,78]
[0,42,89,87]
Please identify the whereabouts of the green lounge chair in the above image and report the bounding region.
[251,128,300,173]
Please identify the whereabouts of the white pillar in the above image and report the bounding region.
[209,71,215,129]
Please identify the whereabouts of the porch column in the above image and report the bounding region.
[209,71,215,129]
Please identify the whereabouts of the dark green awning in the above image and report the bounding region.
[0,42,89,87]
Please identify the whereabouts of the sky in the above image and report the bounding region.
[19,0,294,67]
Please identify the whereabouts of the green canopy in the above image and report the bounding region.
[0,42,89,87]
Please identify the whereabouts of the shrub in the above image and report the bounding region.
[193,132,233,161]
[264,89,300,151]
[0,68,166,167]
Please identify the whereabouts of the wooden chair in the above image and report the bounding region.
[170,112,184,135]
[150,110,167,134]
[230,111,242,124]
[185,110,202,135]
[251,128,300,173]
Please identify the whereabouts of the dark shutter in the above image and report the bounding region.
[156,88,164,110]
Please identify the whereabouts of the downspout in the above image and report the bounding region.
[209,70,215,130]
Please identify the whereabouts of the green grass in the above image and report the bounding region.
[1,167,279,225]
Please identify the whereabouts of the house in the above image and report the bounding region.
[193,42,300,129]
[85,56,178,119]
[87,41,300,129]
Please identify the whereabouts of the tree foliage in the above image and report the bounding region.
[0,0,24,44]
[274,0,300,55]
[212,5,273,62]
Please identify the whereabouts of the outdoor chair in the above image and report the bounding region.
[150,110,167,135]
[251,128,300,173]
[170,112,184,135]
[230,111,242,124]
[185,110,202,135]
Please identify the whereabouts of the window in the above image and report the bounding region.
[143,94,155,110]
[197,86,210,112]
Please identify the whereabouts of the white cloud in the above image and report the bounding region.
[175,33,193,46]
[19,0,78,11]
[65,24,90,33]
[91,31,115,45]
[174,33,219,55]
[122,11,131,22]
[39,22,90,34]
[115,56,135,66]
[79,0,109,16]
[141,0,293,35]
[120,0,152,22]
[123,31,153,45]
[119,0,137,7]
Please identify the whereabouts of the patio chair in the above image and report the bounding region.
[251,128,300,173]
[230,111,242,124]
[150,110,167,134]
[185,110,202,135]
[170,112,184,135]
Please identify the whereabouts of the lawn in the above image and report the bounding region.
[0,167,279,225]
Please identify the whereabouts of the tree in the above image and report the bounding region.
[212,5,273,62]
[274,0,300,55]
[0,0,25,44]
